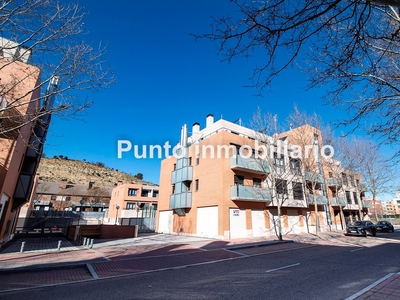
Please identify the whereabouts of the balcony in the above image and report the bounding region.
[362,200,372,208]
[171,166,193,184]
[231,185,271,202]
[307,194,328,205]
[230,156,270,174]
[330,197,346,207]
[327,178,342,188]
[305,171,324,183]
[169,192,192,209]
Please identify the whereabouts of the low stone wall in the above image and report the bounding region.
[67,224,138,240]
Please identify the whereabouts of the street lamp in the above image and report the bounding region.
[115,205,120,225]
[79,199,85,225]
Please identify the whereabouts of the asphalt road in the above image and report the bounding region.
[3,231,400,300]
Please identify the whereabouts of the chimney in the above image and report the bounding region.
[192,122,200,134]
[206,114,214,128]
[59,179,67,189]
[88,181,95,189]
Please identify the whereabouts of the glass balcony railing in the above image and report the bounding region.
[171,166,193,184]
[230,185,271,202]
[330,197,346,207]
[307,194,328,205]
[327,177,342,187]
[169,192,192,209]
[230,156,270,174]
[305,171,324,183]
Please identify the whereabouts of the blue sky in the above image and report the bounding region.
[43,1,396,194]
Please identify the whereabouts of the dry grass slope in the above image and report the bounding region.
[37,158,154,187]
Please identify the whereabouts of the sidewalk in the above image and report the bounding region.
[0,231,398,298]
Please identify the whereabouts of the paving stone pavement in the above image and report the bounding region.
[0,231,398,298]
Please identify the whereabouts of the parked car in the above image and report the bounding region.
[375,221,395,232]
[345,220,377,237]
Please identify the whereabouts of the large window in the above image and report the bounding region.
[126,203,135,210]
[345,191,352,204]
[275,179,288,200]
[353,192,359,205]
[128,188,138,196]
[234,175,244,185]
[253,178,262,187]
[289,158,301,175]
[342,173,348,186]
[274,153,285,173]
[292,182,304,200]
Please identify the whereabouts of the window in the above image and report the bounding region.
[128,188,138,196]
[253,178,262,187]
[353,192,359,205]
[328,172,333,178]
[276,179,288,200]
[342,173,348,186]
[195,179,199,191]
[234,175,244,186]
[274,153,284,173]
[289,158,301,175]
[293,182,304,200]
[349,175,354,187]
[196,154,199,165]
[172,184,175,194]
[51,195,56,200]
[182,181,191,192]
[188,157,192,166]
[153,191,159,198]
[65,196,71,201]
[126,203,135,210]
[173,163,176,170]
[345,191,352,204]
[332,190,337,197]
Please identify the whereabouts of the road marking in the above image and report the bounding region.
[350,248,364,252]
[345,273,395,300]
[266,263,300,273]
[86,263,99,279]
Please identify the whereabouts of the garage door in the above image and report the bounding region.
[197,206,218,238]
[158,210,173,234]
[251,210,266,237]
[229,208,247,239]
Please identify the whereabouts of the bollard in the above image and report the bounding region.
[83,237,87,246]
[57,240,62,251]
[20,241,26,253]
[89,238,94,249]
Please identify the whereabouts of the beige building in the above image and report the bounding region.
[0,37,43,246]
[156,114,368,239]
[107,182,158,227]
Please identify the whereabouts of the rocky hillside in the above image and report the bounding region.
[37,158,154,187]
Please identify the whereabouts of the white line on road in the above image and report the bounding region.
[266,263,300,273]
[345,273,395,300]
[86,263,99,279]
[350,248,364,252]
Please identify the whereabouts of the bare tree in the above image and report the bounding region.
[285,106,329,235]
[249,108,303,240]
[356,139,396,220]
[0,0,114,137]
[196,0,400,150]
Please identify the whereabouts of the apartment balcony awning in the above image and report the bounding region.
[330,197,346,207]
[327,178,342,188]
[307,194,328,205]
[230,156,270,174]
[305,171,324,183]
[169,192,192,209]
[171,166,193,184]
[231,185,271,202]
